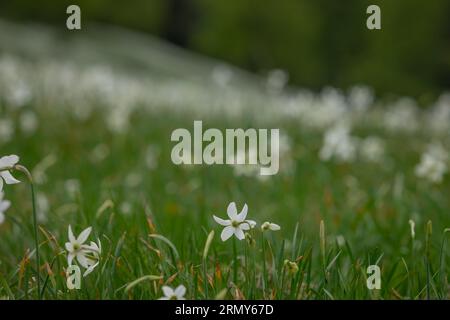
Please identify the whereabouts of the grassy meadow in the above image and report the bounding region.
[0,20,450,300]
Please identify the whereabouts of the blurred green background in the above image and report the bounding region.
[1,0,449,100]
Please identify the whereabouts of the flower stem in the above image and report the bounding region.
[30,182,41,300]
[261,233,267,297]
[232,237,238,284]
[14,165,41,300]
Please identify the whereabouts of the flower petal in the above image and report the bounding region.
[0,200,11,212]
[77,226,92,244]
[0,155,19,168]
[174,285,186,298]
[84,241,101,255]
[162,286,174,297]
[246,220,257,229]
[67,253,74,266]
[270,223,281,231]
[240,223,251,231]
[220,226,234,242]
[234,227,245,240]
[0,171,20,185]
[76,252,91,268]
[227,202,238,220]
[68,225,76,243]
[65,242,74,252]
[236,203,248,222]
[213,215,231,226]
[83,261,99,277]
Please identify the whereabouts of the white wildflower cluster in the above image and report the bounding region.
[319,124,386,164]
[2,49,450,141]
[0,42,440,135]
[320,124,358,163]
[359,136,385,163]
[383,98,420,133]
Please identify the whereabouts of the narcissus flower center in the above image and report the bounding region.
[231,220,240,228]
[73,243,81,251]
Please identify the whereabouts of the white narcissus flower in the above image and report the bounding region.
[213,202,256,241]
[0,155,20,191]
[159,285,186,300]
[0,191,11,225]
[65,225,92,268]
[261,221,281,232]
[65,225,101,276]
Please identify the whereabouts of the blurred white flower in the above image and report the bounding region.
[320,125,358,162]
[90,144,110,163]
[159,285,186,300]
[360,136,385,163]
[295,88,348,130]
[19,110,38,135]
[0,119,14,143]
[213,202,256,241]
[384,98,419,133]
[145,144,160,170]
[0,191,11,225]
[0,155,20,191]
[348,85,374,112]
[120,202,132,215]
[64,179,80,198]
[415,144,448,183]
[36,192,49,223]
[408,220,415,239]
[125,172,142,188]
[261,221,281,232]
[427,93,450,134]
[6,80,32,108]
[107,105,131,134]
[266,69,288,94]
